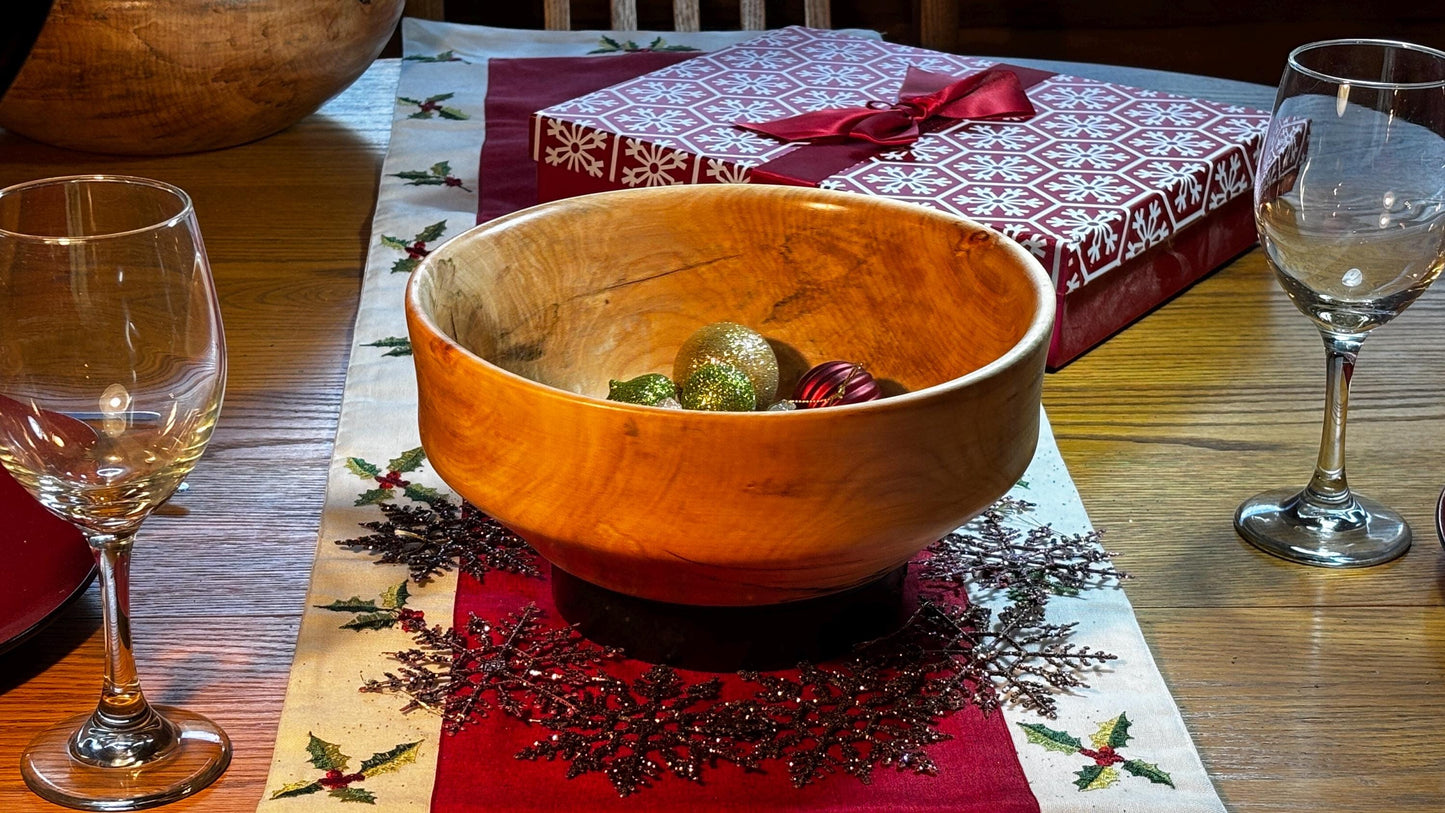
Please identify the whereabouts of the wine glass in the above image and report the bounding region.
[0,176,230,808]
[1236,40,1445,567]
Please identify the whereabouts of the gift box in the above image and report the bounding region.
[529,27,1270,368]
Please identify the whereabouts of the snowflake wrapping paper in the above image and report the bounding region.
[530,26,1271,367]
[258,20,1229,812]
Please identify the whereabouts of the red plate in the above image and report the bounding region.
[0,465,94,654]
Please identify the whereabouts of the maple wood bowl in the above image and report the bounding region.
[405,185,1053,606]
[0,0,404,155]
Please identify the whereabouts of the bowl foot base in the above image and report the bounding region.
[551,565,909,672]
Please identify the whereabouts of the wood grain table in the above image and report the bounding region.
[1,53,1442,812]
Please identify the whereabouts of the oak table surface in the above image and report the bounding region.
[1,54,1442,812]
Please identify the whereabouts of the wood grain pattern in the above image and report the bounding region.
[0,0,405,155]
[407,185,1052,605]
[0,54,1442,811]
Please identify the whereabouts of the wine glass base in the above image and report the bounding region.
[1235,487,1411,568]
[21,706,230,811]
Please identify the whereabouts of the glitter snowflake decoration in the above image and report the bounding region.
[922,498,1125,606]
[362,603,617,732]
[336,496,541,585]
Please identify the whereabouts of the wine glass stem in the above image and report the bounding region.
[1303,332,1364,509]
[72,531,174,767]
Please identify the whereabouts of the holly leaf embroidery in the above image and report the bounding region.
[314,597,381,613]
[387,447,427,474]
[306,733,350,772]
[391,170,438,183]
[1019,721,1083,753]
[1090,713,1132,749]
[390,257,420,275]
[1122,759,1175,787]
[380,235,410,250]
[363,337,412,357]
[403,483,442,505]
[360,740,423,777]
[342,612,403,631]
[1074,764,1120,791]
[271,778,324,798]
[355,488,392,506]
[414,220,447,243]
[428,161,452,178]
[346,457,381,478]
[328,786,377,804]
[380,580,410,610]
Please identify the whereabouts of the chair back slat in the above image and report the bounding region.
[611,0,638,30]
[543,0,570,30]
[802,0,829,29]
[673,0,701,31]
[739,0,764,30]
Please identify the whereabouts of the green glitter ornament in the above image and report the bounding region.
[679,363,756,412]
[673,322,779,407]
[607,373,678,406]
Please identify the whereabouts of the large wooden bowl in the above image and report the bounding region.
[405,185,1054,606]
[0,0,404,155]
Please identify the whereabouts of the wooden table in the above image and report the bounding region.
[1,54,1442,812]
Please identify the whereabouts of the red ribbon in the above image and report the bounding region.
[737,66,1037,148]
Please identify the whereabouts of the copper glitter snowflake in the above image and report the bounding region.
[336,496,541,584]
[360,604,616,732]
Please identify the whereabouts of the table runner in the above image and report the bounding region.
[258,20,1224,812]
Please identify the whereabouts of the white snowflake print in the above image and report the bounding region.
[620,139,688,187]
[800,39,877,61]
[1135,161,1208,210]
[614,107,697,134]
[714,72,794,96]
[1214,116,1270,142]
[1128,130,1216,157]
[702,98,785,122]
[1207,152,1251,210]
[743,29,806,47]
[692,126,773,156]
[1044,173,1136,204]
[878,135,956,164]
[543,120,608,178]
[717,49,800,71]
[1039,114,1125,139]
[704,158,751,184]
[818,178,847,191]
[876,56,974,75]
[1036,85,1123,111]
[653,59,723,80]
[957,154,1044,182]
[790,88,868,110]
[1046,207,1123,263]
[960,125,1040,151]
[551,93,620,115]
[1041,142,1130,170]
[952,187,1046,217]
[862,165,953,195]
[1129,101,1209,127]
[999,223,1051,260]
[1124,199,1173,259]
[794,63,874,87]
[630,81,706,105]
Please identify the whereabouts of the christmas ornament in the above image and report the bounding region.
[679,363,756,411]
[656,396,683,410]
[766,400,796,412]
[607,373,677,406]
[673,322,779,406]
[793,361,881,408]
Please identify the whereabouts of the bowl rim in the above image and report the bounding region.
[404,184,1056,417]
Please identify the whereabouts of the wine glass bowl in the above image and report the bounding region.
[0,175,229,809]
[1236,40,1445,567]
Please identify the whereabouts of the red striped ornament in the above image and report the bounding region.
[792,361,881,408]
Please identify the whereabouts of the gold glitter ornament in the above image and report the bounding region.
[606,373,677,406]
[679,363,756,412]
[672,322,778,406]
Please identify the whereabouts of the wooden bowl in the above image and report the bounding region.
[405,185,1054,606]
[0,0,404,155]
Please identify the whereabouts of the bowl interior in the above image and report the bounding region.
[416,185,1044,401]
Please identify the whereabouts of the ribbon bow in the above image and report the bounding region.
[737,66,1037,147]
